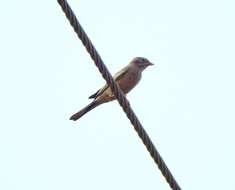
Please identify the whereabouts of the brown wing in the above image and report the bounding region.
[88,89,100,99]
[88,67,129,99]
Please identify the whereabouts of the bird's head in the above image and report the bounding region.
[131,57,154,71]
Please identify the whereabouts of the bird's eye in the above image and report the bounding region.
[141,58,147,62]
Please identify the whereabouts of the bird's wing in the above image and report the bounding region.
[88,89,100,99]
[88,67,129,99]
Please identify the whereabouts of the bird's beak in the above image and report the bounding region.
[146,61,154,66]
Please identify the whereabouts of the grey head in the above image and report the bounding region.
[130,57,154,71]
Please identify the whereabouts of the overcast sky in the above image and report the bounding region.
[0,0,235,189]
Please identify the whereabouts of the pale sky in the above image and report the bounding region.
[0,0,235,189]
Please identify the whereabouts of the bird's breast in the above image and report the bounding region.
[118,71,141,94]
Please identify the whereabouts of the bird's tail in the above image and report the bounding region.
[70,101,100,121]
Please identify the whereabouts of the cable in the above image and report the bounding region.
[57,1,182,189]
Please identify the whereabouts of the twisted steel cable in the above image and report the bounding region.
[57,0,181,189]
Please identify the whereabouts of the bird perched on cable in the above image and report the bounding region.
[70,57,154,121]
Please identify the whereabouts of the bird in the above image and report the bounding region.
[70,57,154,121]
